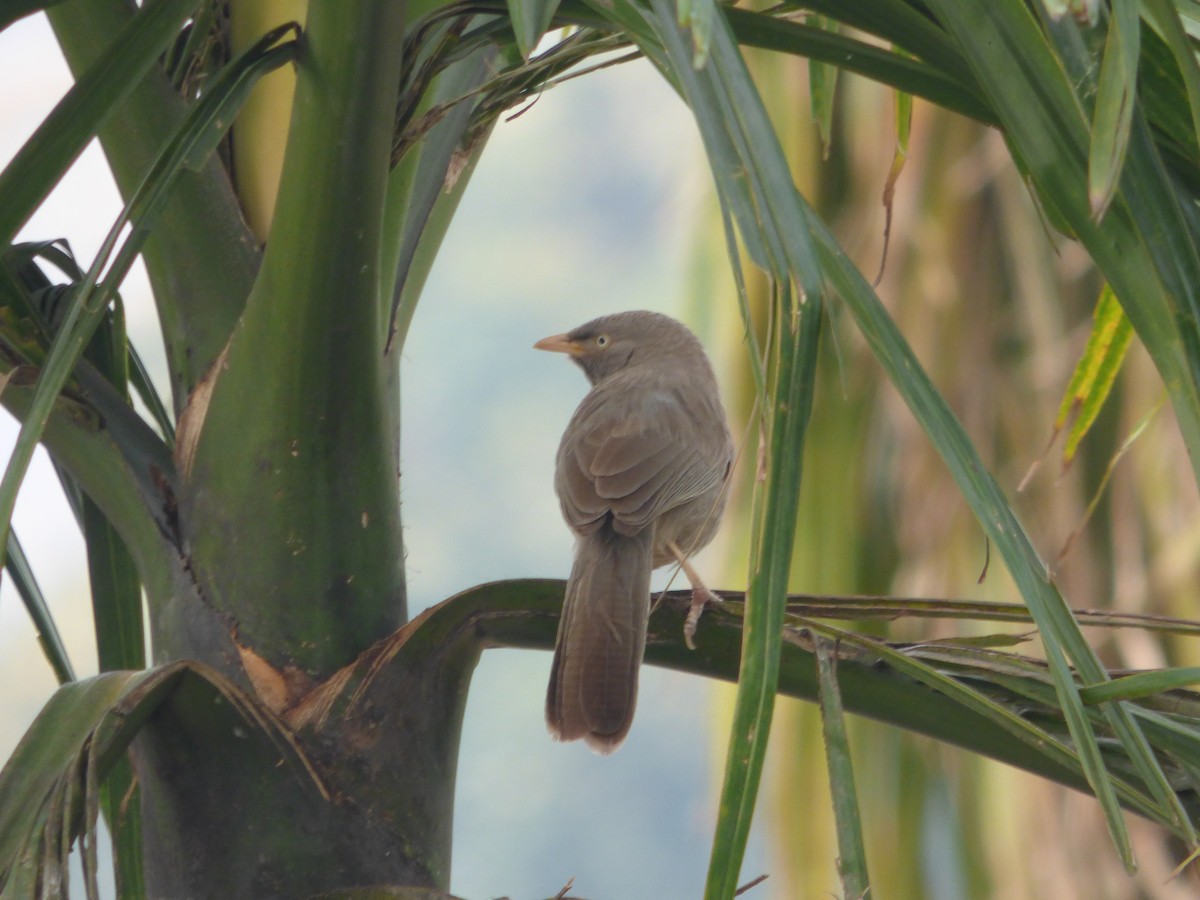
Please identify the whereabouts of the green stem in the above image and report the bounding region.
[181,0,408,676]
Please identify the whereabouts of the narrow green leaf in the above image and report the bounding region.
[387,48,495,353]
[643,0,1191,870]
[723,10,992,124]
[4,242,172,697]
[1081,669,1200,703]
[715,192,767,406]
[1143,0,1200,153]
[1179,0,1200,38]
[506,0,562,59]
[814,636,870,899]
[815,621,1166,826]
[910,631,1035,649]
[706,285,821,900]
[82,496,144,673]
[771,0,979,89]
[0,27,298,575]
[641,6,827,896]
[74,278,146,677]
[808,16,839,159]
[0,0,201,249]
[5,529,74,684]
[127,344,175,445]
[179,26,298,172]
[4,271,147,899]
[1088,0,1140,219]
[914,0,1196,860]
[628,0,770,271]
[648,1,826,293]
[1134,708,1200,773]
[1138,29,1200,186]
[809,207,1156,869]
[578,0,674,75]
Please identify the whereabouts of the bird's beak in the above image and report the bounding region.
[534,333,584,356]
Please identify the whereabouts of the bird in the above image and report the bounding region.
[535,310,734,753]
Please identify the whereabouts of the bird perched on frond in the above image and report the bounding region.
[536,310,734,753]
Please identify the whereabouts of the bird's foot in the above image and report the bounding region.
[684,585,722,650]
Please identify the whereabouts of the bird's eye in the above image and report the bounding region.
[595,334,610,348]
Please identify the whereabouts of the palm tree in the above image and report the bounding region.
[4,1,1200,897]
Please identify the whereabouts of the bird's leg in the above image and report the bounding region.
[667,540,722,650]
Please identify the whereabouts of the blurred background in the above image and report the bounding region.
[5,9,1200,899]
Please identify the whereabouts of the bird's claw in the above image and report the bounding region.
[684,586,723,650]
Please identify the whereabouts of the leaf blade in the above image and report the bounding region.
[507,0,562,59]
[5,529,74,684]
[1088,0,1140,218]
[0,26,298,577]
[814,636,870,899]
[0,0,200,249]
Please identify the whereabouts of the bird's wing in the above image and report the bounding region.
[556,374,729,536]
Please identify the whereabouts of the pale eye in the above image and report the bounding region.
[595,334,610,348]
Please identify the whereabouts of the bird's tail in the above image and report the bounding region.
[546,526,652,753]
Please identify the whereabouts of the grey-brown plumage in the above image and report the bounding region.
[535,310,734,753]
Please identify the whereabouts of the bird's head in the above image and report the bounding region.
[533,310,704,385]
